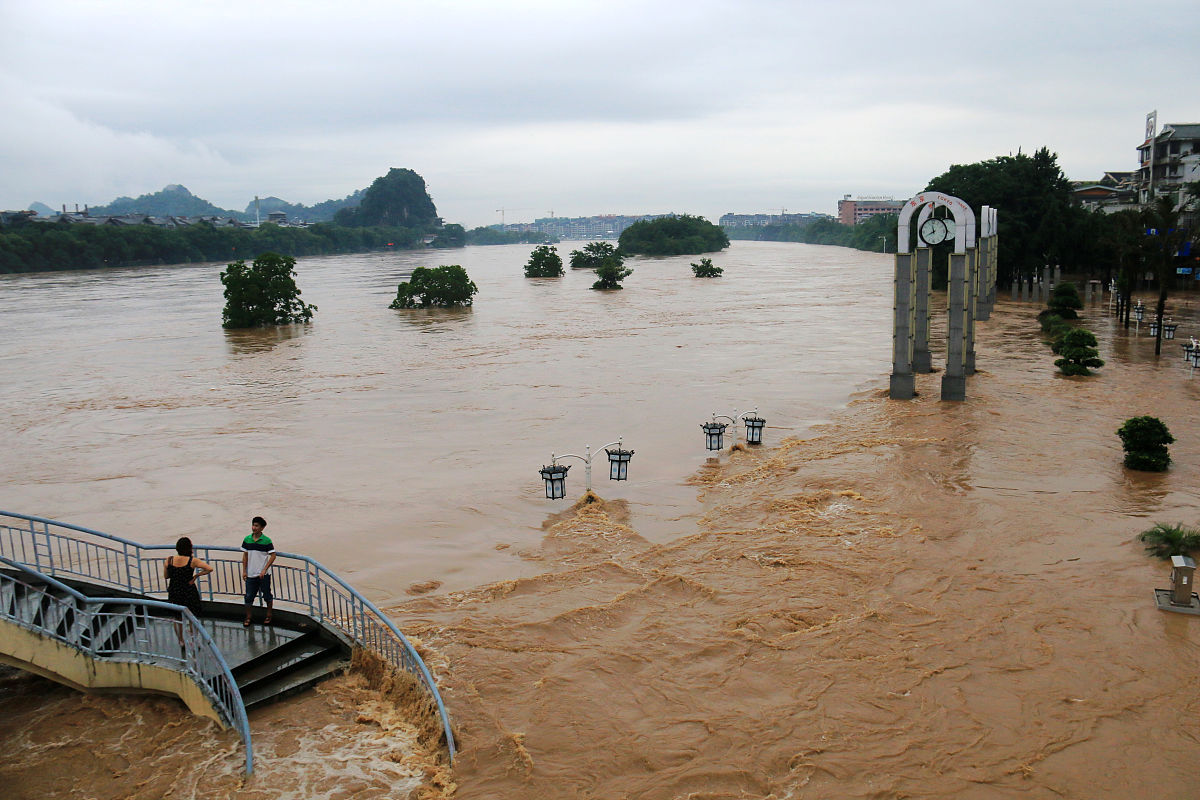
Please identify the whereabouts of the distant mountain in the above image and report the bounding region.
[26,173,415,225]
[88,184,245,219]
[244,189,365,223]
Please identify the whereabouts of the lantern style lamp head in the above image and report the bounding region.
[1190,348,1200,369]
[702,421,728,451]
[1150,320,1160,336]
[743,415,766,445]
[1163,322,1177,340]
[606,447,634,481]
[1135,304,1145,322]
[539,464,570,499]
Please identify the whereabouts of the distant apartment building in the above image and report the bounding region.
[837,196,904,225]
[718,212,831,228]
[501,213,672,240]
[1137,113,1200,205]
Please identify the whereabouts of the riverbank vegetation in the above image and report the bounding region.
[725,211,896,255]
[618,215,728,256]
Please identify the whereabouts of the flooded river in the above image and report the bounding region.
[3,242,1200,798]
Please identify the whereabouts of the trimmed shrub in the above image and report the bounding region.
[1053,328,1104,375]
[1047,282,1082,319]
[1117,416,1174,471]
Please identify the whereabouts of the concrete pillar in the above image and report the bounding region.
[965,248,977,375]
[1020,277,1028,303]
[977,237,991,321]
[889,252,916,399]
[942,252,967,401]
[1011,279,1018,301]
[989,232,999,310]
[1084,281,1093,305]
[913,247,933,373]
[1053,264,1061,287]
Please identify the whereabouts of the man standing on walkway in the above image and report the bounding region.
[241,516,276,626]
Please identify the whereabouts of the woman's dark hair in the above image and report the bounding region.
[175,536,193,557]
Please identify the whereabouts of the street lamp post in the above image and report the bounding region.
[701,409,766,451]
[539,438,633,499]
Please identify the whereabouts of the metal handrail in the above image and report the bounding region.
[0,510,455,761]
[0,556,253,774]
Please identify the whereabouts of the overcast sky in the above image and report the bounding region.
[2,0,1197,227]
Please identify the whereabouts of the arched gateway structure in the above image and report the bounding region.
[889,192,998,402]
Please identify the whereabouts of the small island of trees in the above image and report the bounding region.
[220,252,316,328]
[390,265,478,308]
[617,214,729,256]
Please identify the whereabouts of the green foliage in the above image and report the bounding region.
[429,223,466,248]
[334,168,440,229]
[467,227,557,245]
[617,214,729,256]
[1138,523,1200,560]
[390,265,478,308]
[724,213,896,255]
[220,252,316,329]
[690,257,723,278]
[1116,416,1175,472]
[0,219,426,274]
[1047,282,1082,319]
[925,148,1073,285]
[591,255,633,290]
[524,245,564,278]
[1053,328,1104,375]
[569,241,620,270]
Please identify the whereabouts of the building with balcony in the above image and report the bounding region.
[1137,121,1200,205]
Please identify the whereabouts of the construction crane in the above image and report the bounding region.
[495,207,532,227]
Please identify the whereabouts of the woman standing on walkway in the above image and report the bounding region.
[164,537,214,643]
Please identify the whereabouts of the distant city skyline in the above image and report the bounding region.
[2,1,1197,229]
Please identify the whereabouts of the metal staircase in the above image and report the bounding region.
[0,511,456,775]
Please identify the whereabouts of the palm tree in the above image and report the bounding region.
[1139,523,1200,560]
[1140,196,1192,355]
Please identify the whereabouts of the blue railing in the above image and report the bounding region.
[0,511,456,762]
[0,556,253,774]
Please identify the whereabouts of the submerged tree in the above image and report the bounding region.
[524,245,564,278]
[569,241,620,270]
[220,252,316,328]
[690,257,723,278]
[1116,416,1174,472]
[1047,282,1082,319]
[1053,328,1104,376]
[591,255,633,290]
[1138,522,1200,560]
[390,265,478,308]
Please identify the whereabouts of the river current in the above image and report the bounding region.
[2,242,1199,798]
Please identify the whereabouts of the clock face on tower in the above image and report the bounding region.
[919,217,949,246]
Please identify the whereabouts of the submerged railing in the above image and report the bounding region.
[0,556,253,774]
[0,510,456,762]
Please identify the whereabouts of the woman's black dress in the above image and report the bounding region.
[166,557,202,616]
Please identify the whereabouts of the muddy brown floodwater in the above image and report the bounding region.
[3,243,1200,798]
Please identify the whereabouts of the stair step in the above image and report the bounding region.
[241,649,349,711]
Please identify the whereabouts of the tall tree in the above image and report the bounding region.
[925,147,1073,286]
[1140,196,1191,355]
